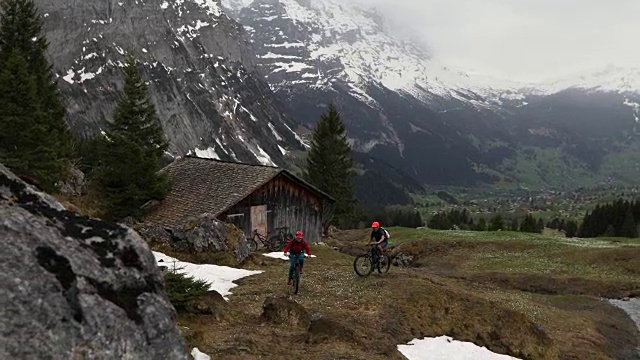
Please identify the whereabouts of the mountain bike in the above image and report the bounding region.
[353,242,390,277]
[288,253,309,295]
[250,226,294,252]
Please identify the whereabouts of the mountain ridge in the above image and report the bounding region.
[219,0,640,196]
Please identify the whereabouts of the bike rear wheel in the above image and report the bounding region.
[353,254,373,277]
[267,236,280,251]
[250,237,259,252]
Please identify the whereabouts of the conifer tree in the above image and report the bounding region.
[94,54,171,221]
[489,214,504,231]
[476,217,487,231]
[303,103,357,230]
[620,210,638,238]
[0,0,74,190]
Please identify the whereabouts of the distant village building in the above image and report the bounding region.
[144,156,335,243]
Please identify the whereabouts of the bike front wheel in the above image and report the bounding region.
[353,254,373,277]
[292,264,300,294]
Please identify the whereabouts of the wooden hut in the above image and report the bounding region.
[143,155,335,244]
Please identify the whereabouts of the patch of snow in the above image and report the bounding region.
[282,123,309,148]
[189,146,221,160]
[267,123,283,141]
[264,42,305,48]
[253,143,276,166]
[608,298,640,333]
[62,69,75,84]
[160,1,169,9]
[191,348,211,360]
[259,52,302,59]
[153,251,262,300]
[397,336,522,360]
[263,252,316,260]
[277,144,288,155]
[526,65,640,95]
[623,98,640,123]
[83,52,98,60]
[192,0,222,16]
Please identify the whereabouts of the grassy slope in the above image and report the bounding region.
[168,228,640,360]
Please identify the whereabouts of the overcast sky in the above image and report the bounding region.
[357,0,640,83]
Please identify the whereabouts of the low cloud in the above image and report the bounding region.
[348,0,640,82]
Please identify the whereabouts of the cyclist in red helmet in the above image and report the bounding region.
[283,230,311,285]
[370,221,389,256]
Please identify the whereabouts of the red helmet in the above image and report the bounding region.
[295,231,303,239]
[371,221,380,228]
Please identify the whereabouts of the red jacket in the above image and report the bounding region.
[283,239,311,255]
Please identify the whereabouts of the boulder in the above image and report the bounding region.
[261,296,310,327]
[171,213,251,263]
[58,166,86,197]
[0,163,188,359]
[391,252,415,267]
[185,291,227,319]
[306,312,356,344]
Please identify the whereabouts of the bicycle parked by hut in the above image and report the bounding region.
[250,226,294,252]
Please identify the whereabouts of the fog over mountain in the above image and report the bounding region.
[344,0,640,82]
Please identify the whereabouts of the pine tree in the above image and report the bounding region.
[303,103,357,230]
[0,0,74,190]
[163,268,210,312]
[564,220,578,238]
[509,218,519,231]
[94,54,171,221]
[489,214,504,231]
[476,217,487,231]
[619,210,638,238]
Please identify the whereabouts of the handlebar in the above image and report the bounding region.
[284,252,311,258]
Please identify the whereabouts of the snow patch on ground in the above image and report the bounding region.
[153,251,263,300]
[397,336,522,360]
[191,347,211,360]
[263,252,317,260]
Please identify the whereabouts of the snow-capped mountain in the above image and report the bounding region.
[222,0,639,189]
[37,0,307,166]
[36,0,639,203]
[527,65,640,96]
[233,0,521,107]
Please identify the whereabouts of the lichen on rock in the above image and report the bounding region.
[0,163,189,359]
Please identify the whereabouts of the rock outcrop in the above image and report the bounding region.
[0,163,188,359]
[134,213,251,264]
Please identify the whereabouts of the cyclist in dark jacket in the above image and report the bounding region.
[283,231,311,285]
[370,221,388,256]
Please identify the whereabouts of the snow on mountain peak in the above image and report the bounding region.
[232,0,532,112]
[525,65,640,95]
[225,0,640,113]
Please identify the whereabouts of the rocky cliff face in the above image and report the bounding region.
[36,0,306,165]
[0,163,188,359]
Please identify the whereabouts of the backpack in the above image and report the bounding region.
[381,227,391,240]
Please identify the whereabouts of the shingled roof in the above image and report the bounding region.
[143,155,333,228]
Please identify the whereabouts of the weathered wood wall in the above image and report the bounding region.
[220,173,329,244]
